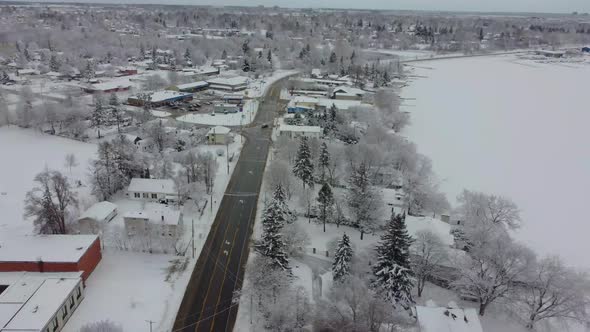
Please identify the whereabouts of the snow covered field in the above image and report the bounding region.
[402,55,590,268]
[0,127,97,235]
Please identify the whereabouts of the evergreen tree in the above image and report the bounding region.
[109,93,119,106]
[255,193,290,271]
[332,233,353,282]
[293,136,314,189]
[329,51,337,63]
[139,44,145,59]
[91,95,105,138]
[221,49,227,59]
[0,71,9,83]
[317,181,334,232]
[242,58,250,72]
[318,142,330,182]
[83,61,95,82]
[479,27,484,41]
[184,47,192,64]
[347,162,380,239]
[272,184,295,224]
[49,55,60,72]
[242,40,250,55]
[371,213,415,310]
[267,49,272,65]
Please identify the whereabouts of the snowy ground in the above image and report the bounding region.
[0,127,97,235]
[401,54,590,269]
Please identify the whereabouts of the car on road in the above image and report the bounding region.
[261,123,269,128]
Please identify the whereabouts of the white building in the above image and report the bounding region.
[123,208,182,238]
[127,178,177,202]
[277,124,322,140]
[331,86,367,100]
[207,76,248,91]
[416,305,483,332]
[207,126,231,145]
[0,272,84,332]
[77,201,117,234]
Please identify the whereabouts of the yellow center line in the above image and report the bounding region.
[209,222,241,332]
[194,205,232,331]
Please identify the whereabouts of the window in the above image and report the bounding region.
[143,193,148,198]
[151,193,158,199]
[70,296,75,309]
[62,305,68,319]
[52,316,59,332]
[134,192,140,198]
[76,287,82,300]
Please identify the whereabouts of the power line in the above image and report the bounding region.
[171,302,239,332]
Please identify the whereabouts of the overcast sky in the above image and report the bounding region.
[23,0,590,14]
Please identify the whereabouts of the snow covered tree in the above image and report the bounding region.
[83,61,95,82]
[293,136,314,189]
[332,233,353,282]
[91,95,105,138]
[80,320,123,332]
[272,184,295,224]
[64,153,78,174]
[108,93,119,106]
[0,71,10,84]
[411,230,448,297]
[316,181,334,232]
[371,213,414,310]
[318,141,330,182]
[347,162,382,239]
[256,190,291,271]
[24,169,78,234]
[184,47,192,64]
[145,120,170,152]
[49,54,60,72]
[242,58,250,72]
[456,189,521,230]
[221,49,227,59]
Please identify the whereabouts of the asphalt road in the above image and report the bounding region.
[173,80,286,332]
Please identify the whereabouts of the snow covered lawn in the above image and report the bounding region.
[176,100,259,126]
[0,127,97,235]
[402,54,590,268]
[62,250,192,332]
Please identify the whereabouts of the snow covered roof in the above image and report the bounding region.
[416,306,483,332]
[123,209,181,226]
[78,201,117,222]
[207,126,231,135]
[148,91,192,103]
[176,81,208,90]
[88,79,132,91]
[207,76,249,87]
[317,98,363,110]
[405,216,454,246]
[333,86,367,96]
[0,273,82,331]
[128,178,176,195]
[0,235,98,263]
[278,124,322,133]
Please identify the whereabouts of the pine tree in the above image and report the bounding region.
[139,44,146,59]
[272,184,295,224]
[329,51,337,63]
[184,48,192,64]
[332,233,353,282]
[83,61,95,82]
[109,93,119,106]
[221,49,227,59]
[347,162,380,239]
[267,49,272,66]
[293,136,314,189]
[317,181,334,232]
[49,55,60,72]
[242,58,250,72]
[255,193,290,271]
[318,142,330,182]
[92,95,105,138]
[371,213,414,310]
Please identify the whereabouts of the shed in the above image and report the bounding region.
[77,201,117,234]
[207,126,231,144]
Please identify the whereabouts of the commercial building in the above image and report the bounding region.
[0,272,85,332]
[127,91,193,107]
[171,81,209,93]
[0,235,102,281]
[207,76,248,91]
[82,79,132,94]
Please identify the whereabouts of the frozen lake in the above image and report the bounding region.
[402,55,590,268]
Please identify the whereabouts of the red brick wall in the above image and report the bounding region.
[77,237,102,280]
[0,237,102,281]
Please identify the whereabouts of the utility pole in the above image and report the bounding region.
[145,320,155,332]
[191,218,195,258]
[226,140,230,174]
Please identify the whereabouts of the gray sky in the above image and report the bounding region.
[22,0,590,14]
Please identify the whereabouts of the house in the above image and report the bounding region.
[123,208,182,238]
[182,66,220,76]
[117,67,138,76]
[214,103,240,114]
[535,49,565,58]
[16,69,39,77]
[277,124,322,140]
[331,86,367,101]
[416,305,483,332]
[77,201,117,234]
[127,178,177,201]
[207,126,231,144]
[207,76,249,91]
[83,79,132,94]
[127,90,193,107]
[170,81,209,93]
[0,235,102,281]
[0,272,85,332]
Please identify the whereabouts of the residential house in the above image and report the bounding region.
[331,86,367,101]
[123,209,183,238]
[77,201,117,234]
[83,79,132,94]
[207,126,231,144]
[127,178,177,202]
[0,272,85,332]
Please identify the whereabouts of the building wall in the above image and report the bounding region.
[129,191,167,201]
[77,237,102,281]
[208,133,227,145]
[43,280,85,332]
[279,130,320,140]
[334,94,361,101]
[124,217,150,236]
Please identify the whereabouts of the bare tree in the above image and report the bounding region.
[456,189,521,229]
[452,233,536,316]
[508,256,590,329]
[411,230,448,297]
[80,320,123,332]
[24,169,78,234]
[64,153,78,174]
